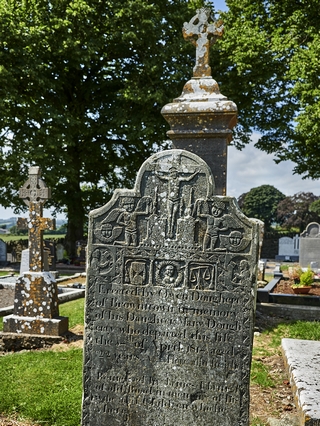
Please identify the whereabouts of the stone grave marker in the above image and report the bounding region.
[44,239,56,270]
[3,166,68,336]
[56,243,65,262]
[19,248,29,275]
[76,239,87,264]
[161,8,237,196]
[0,239,7,266]
[82,149,259,425]
[19,242,54,274]
[276,235,299,262]
[300,222,320,268]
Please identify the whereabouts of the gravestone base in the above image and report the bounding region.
[0,331,65,351]
[3,271,68,336]
[3,315,68,336]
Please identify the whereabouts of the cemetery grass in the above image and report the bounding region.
[2,303,320,425]
[0,235,66,242]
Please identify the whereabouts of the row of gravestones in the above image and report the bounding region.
[0,239,87,267]
[1,228,318,269]
[276,223,320,267]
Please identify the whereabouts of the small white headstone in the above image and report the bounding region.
[56,243,65,261]
[278,236,300,257]
[20,249,29,274]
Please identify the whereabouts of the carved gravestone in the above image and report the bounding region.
[3,166,68,336]
[82,150,259,426]
[300,222,320,267]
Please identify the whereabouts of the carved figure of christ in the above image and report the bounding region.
[156,168,198,238]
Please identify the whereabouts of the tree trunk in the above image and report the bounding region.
[64,197,85,260]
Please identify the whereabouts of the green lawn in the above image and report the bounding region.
[0,298,84,425]
[1,298,320,425]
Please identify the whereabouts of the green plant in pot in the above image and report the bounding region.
[288,266,303,283]
[291,267,314,294]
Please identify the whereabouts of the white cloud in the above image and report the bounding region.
[227,138,320,199]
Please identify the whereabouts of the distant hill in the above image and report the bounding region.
[0,217,66,232]
[0,217,17,230]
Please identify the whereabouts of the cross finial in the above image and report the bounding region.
[18,166,55,272]
[19,166,51,206]
[183,8,224,78]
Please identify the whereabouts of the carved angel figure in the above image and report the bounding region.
[95,196,153,245]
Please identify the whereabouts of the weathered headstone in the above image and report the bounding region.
[0,239,7,266]
[56,243,65,262]
[3,166,68,336]
[82,150,259,425]
[300,222,320,268]
[44,239,56,270]
[76,240,87,264]
[20,241,52,275]
[276,235,300,262]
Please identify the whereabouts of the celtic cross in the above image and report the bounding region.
[17,167,55,272]
[183,8,224,78]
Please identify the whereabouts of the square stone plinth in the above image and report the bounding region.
[3,315,68,336]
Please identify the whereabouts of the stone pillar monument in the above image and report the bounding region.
[3,167,68,336]
[161,8,237,195]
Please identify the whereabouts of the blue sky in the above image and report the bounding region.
[212,0,228,12]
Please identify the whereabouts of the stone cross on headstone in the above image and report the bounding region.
[17,166,55,272]
[162,8,236,196]
[183,7,224,78]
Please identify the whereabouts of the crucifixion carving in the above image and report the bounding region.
[183,7,224,78]
[17,166,55,272]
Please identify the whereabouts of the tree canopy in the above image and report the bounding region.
[238,185,286,230]
[2,0,319,255]
[214,0,320,179]
[0,0,206,255]
[277,192,320,233]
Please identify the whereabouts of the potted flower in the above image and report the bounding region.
[291,267,314,294]
[288,266,303,284]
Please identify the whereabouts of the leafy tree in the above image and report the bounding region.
[9,225,28,236]
[0,0,207,256]
[310,200,320,217]
[213,0,320,178]
[239,185,285,230]
[277,192,320,232]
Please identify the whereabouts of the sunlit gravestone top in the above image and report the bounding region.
[161,8,237,196]
[82,149,259,425]
[3,166,68,336]
[182,7,223,78]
